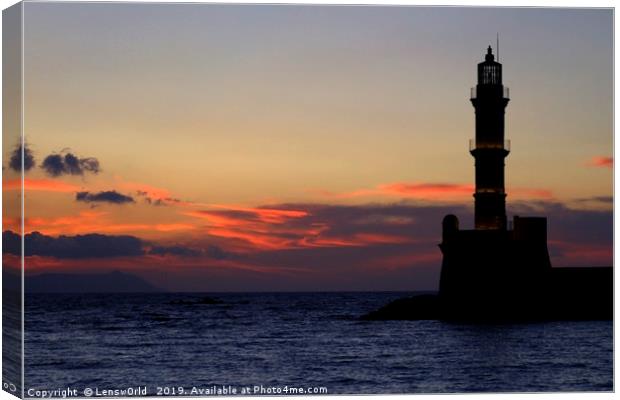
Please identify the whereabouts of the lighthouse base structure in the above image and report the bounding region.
[362,215,612,321]
[438,216,552,321]
[436,214,612,321]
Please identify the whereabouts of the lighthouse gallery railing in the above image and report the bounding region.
[469,139,511,152]
[470,86,510,100]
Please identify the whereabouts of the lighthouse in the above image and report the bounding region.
[438,45,552,320]
[470,46,510,230]
[366,45,611,322]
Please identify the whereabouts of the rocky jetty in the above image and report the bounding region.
[361,267,613,322]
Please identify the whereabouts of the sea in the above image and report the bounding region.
[15,292,614,395]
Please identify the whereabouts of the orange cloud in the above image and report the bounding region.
[299,233,415,249]
[183,204,417,251]
[3,217,20,232]
[586,156,613,168]
[510,188,554,200]
[188,205,308,224]
[183,205,311,250]
[318,181,553,201]
[118,181,172,199]
[379,182,473,198]
[116,180,189,207]
[209,204,309,223]
[25,210,107,233]
[4,178,80,192]
[154,223,196,232]
[3,254,21,270]
[317,182,473,201]
[24,211,197,236]
[206,228,294,250]
[182,211,245,227]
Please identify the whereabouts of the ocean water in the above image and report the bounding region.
[22,292,612,395]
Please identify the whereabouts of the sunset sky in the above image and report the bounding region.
[3,4,613,291]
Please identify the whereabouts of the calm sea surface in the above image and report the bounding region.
[23,292,612,395]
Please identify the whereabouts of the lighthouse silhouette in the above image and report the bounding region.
[470,46,510,230]
[364,45,612,322]
[363,46,612,321]
[438,46,553,320]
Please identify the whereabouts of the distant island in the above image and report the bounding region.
[15,271,161,293]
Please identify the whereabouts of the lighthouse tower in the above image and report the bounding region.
[470,46,510,230]
[431,45,613,322]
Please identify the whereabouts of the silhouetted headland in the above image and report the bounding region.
[363,47,612,322]
[362,267,612,321]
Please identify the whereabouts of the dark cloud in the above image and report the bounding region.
[508,200,612,244]
[3,230,144,259]
[575,196,613,204]
[148,197,181,206]
[592,196,613,203]
[292,203,457,239]
[76,191,135,205]
[41,151,100,177]
[41,154,65,176]
[79,157,100,173]
[149,245,201,257]
[136,191,181,206]
[156,198,180,206]
[63,153,82,175]
[8,143,35,172]
[148,244,229,259]
[206,245,229,260]
[2,230,21,256]
[516,201,611,242]
[4,230,224,261]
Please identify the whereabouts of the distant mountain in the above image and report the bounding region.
[24,271,161,293]
[3,269,21,292]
